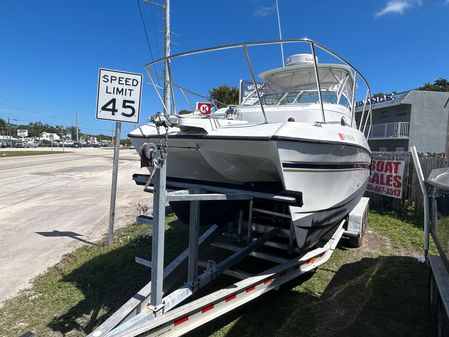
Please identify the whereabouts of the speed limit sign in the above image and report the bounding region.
[96,68,143,123]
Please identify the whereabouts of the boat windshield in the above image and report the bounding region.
[241,65,353,108]
[244,89,349,107]
[254,90,348,105]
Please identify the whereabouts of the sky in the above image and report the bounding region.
[0,0,448,138]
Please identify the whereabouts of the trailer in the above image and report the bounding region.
[410,146,449,336]
[88,143,368,337]
[410,147,449,336]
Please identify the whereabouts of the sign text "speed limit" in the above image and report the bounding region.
[96,68,143,123]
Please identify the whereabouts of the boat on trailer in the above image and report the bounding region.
[129,39,373,252]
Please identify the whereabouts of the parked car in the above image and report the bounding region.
[72,142,81,148]
[15,141,24,148]
[24,142,38,148]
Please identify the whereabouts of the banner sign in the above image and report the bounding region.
[239,80,264,104]
[196,102,212,115]
[17,129,28,137]
[367,159,405,199]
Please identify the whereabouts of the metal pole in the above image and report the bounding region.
[187,194,200,288]
[164,0,171,117]
[149,0,171,314]
[350,72,357,127]
[411,146,430,262]
[309,42,326,123]
[150,158,167,313]
[76,112,79,143]
[247,200,254,242]
[242,45,268,123]
[8,117,11,148]
[275,0,285,67]
[108,121,121,246]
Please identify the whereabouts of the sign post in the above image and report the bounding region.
[96,68,143,245]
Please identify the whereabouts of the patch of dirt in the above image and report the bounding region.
[351,225,421,260]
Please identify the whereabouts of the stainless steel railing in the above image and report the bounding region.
[368,122,410,139]
[144,38,372,134]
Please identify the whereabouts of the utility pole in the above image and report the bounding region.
[7,117,17,148]
[164,0,171,116]
[76,112,79,142]
[7,117,10,148]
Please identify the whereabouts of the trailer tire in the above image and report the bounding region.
[347,235,362,248]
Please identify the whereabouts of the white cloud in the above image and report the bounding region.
[375,0,421,17]
[253,4,275,18]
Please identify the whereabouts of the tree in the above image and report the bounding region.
[0,118,7,135]
[418,78,449,92]
[178,109,192,115]
[209,85,239,108]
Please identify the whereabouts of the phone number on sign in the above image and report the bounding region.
[366,184,401,197]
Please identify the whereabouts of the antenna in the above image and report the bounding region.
[275,0,285,67]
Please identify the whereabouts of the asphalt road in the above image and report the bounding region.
[0,148,149,305]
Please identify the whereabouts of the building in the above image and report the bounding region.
[0,135,15,147]
[41,132,61,142]
[356,90,449,153]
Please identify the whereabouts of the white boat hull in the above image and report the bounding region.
[130,122,371,250]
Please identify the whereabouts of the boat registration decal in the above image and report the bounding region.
[338,132,355,141]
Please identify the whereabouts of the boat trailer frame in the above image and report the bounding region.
[88,168,368,337]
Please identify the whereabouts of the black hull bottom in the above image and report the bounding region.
[292,187,366,251]
[170,183,366,251]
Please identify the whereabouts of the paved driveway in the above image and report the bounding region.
[0,148,149,304]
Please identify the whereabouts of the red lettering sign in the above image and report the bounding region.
[367,159,405,199]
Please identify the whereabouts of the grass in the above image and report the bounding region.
[0,211,436,337]
[0,151,68,157]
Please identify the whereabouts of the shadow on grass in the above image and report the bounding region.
[187,255,434,337]
[48,227,434,337]
[48,218,189,335]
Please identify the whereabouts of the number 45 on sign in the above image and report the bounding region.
[96,68,143,124]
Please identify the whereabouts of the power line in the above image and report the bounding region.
[136,0,155,61]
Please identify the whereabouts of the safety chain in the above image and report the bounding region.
[150,113,169,168]
[139,114,170,189]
